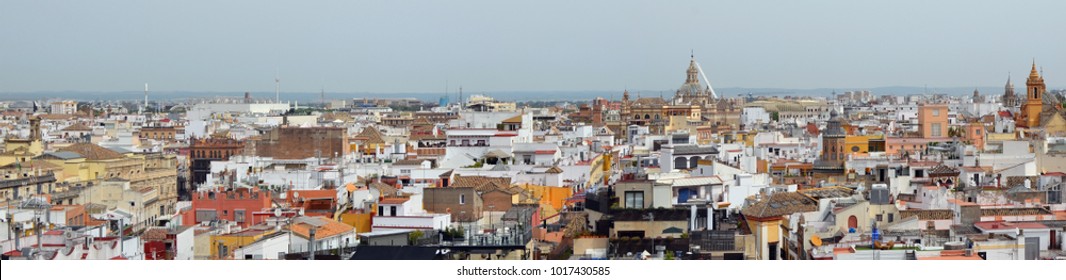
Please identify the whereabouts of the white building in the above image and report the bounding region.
[741,107,771,127]
[50,101,77,115]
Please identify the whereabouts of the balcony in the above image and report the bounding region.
[0,173,57,189]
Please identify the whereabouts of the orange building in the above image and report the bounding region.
[917,104,948,138]
[963,122,986,150]
[183,187,273,228]
[287,189,338,218]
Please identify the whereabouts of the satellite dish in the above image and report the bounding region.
[298,208,305,216]
[811,235,823,247]
[293,192,300,199]
[274,208,282,218]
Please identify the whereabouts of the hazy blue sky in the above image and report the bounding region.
[1,0,1063,94]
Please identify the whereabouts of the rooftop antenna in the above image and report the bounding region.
[143,83,149,114]
[275,68,281,103]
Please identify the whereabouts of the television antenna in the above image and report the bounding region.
[274,68,281,103]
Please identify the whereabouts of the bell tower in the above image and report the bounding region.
[1003,74,1017,108]
[1018,61,1046,128]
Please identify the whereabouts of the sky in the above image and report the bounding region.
[1,0,1064,94]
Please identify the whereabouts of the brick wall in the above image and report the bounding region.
[254,127,349,159]
[423,187,482,222]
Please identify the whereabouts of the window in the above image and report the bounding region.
[378,205,384,216]
[931,123,942,137]
[876,214,883,222]
[932,109,939,117]
[888,213,894,223]
[195,210,217,223]
[523,155,533,164]
[624,191,645,209]
[390,206,397,216]
[234,210,245,223]
[459,194,466,205]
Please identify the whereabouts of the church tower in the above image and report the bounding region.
[685,55,700,86]
[1018,61,1047,128]
[814,109,847,174]
[1003,74,1017,108]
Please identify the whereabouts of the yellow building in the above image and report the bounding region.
[37,143,179,213]
[0,117,45,166]
[1045,113,1066,135]
[39,143,140,182]
[338,212,374,233]
[210,227,276,259]
[987,133,1017,142]
[844,135,883,155]
[514,184,572,211]
[665,115,705,135]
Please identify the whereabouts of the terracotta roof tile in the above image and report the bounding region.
[899,209,954,220]
[980,207,1052,217]
[452,174,511,191]
[741,192,818,219]
[290,216,355,239]
[58,143,124,160]
[354,126,385,144]
[928,164,960,176]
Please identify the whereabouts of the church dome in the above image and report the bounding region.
[677,82,705,97]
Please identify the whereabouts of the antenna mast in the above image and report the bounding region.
[275,68,281,103]
[143,83,149,114]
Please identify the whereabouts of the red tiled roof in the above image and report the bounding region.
[379,197,410,205]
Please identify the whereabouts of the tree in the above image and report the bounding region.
[408,230,424,245]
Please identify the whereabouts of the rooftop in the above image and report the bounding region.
[741,191,818,219]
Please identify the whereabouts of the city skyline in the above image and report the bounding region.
[2,0,1064,93]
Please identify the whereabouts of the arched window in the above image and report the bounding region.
[644,114,650,120]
